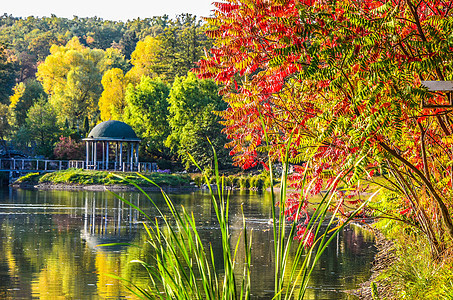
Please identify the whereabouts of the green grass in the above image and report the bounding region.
[15,168,192,187]
[372,217,453,300]
[366,187,453,299]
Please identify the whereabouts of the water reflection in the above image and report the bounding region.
[81,193,140,250]
[0,188,375,299]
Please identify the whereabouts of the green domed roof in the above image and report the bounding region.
[84,120,140,141]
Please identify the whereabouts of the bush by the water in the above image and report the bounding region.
[191,172,271,190]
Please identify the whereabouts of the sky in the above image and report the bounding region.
[1,0,216,21]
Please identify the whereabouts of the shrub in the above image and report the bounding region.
[238,176,249,189]
[191,174,204,187]
[53,136,85,160]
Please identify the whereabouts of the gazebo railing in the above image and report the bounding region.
[82,161,158,172]
[0,158,158,173]
[0,158,73,171]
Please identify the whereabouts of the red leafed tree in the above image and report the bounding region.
[54,136,85,160]
[196,0,453,256]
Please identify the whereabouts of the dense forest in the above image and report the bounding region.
[0,14,230,169]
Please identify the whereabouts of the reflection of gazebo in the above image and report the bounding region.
[83,120,141,171]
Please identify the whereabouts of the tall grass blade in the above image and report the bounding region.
[104,136,374,300]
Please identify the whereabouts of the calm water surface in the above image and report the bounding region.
[0,188,376,299]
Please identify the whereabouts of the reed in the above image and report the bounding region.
[105,145,375,299]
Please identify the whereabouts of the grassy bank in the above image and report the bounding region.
[15,168,276,191]
[14,168,192,187]
[368,219,453,300]
[367,203,453,300]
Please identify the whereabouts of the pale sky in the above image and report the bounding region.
[1,0,216,21]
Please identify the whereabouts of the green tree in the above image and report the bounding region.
[83,116,89,136]
[0,103,11,150]
[25,100,61,157]
[155,14,211,82]
[103,47,130,72]
[9,79,46,130]
[36,37,105,128]
[0,44,18,103]
[124,15,212,84]
[124,76,170,159]
[166,72,229,169]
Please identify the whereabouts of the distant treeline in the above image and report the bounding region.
[0,13,211,85]
[0,14,232,170]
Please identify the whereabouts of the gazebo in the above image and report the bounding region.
[83,120,141,171]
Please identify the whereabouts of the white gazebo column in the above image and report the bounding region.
[130,144,134,171]
[91,141,94,169]
[106,142,109,170]
[102,142,105,170]
[115,143,118,170]
[123,143,131,171]
[120,142,123,171]
[85,142,89,169]
[94,142,97,170]
[135,143,139,164]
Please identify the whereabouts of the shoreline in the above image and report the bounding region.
[11,182,201,193]
[347,227,395,300]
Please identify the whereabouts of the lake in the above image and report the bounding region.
[0,188,376,299]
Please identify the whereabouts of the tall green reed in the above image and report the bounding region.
[105,145,377,299]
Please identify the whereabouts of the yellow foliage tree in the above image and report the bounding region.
[9,82,25,110]
[126,36,162,84]
[99,68,127,121]
[36,37,105,127]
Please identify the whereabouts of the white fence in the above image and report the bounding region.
[0,159,158,173]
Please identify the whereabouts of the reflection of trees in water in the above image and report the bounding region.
[0,189,377,299]
[228,214,377,299]
[0,216,99,299]
[0,222,33,299]
[0,190,151,299]
[304,224,377,300]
